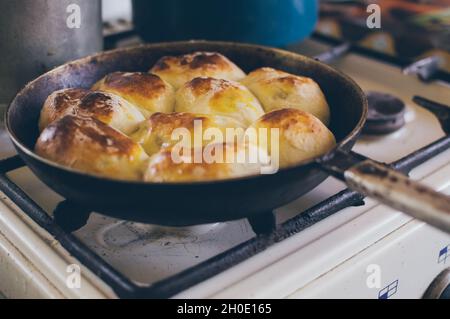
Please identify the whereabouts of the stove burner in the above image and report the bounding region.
[363,91,406,135]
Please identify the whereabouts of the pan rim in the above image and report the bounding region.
[5,40,368,186]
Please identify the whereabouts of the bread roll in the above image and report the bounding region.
[241,67,331,125]
[35,116,149,181]
[248,108,336,168]
[175,77,264,127]
[39,90,145,135]
[92,72,175,116]
[144,142,268,182]
[150,52,246,89]
[131,112,245,155]
[75,91,145,134]
[39,88,89,132]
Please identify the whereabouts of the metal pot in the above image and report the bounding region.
[132,0,318,46]
[0,0,102,104]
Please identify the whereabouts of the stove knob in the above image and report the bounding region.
[423,268,450,299]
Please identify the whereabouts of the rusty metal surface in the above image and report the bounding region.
[345,160,450,233]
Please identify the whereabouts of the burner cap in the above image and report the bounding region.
[363,91,406,135]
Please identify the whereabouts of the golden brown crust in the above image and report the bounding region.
[36,116,139,158]
[144,143,265,182]
[241,67,330,125]
[37,55,335,183]
[147,112,207,130]
[175,77,264,127]
[249,108,336,167]
[186,77,238,97]
[51,89,88,111]
[40,90,145,135]
[77,91,116,120]
[92,72,175,114]
[96,72,166,98]
[144,147,232,182]
[77,91,145,134]
[131,112,244,155]
[35,116,148,180]
[272,74,312,86]
[150,52,246,89]
[258,108,322,133]
[152,52,234,72]
[39,88,89,132]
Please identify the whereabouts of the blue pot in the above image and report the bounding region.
[133,0,318,47]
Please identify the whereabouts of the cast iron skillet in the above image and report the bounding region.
[6,41,450,232]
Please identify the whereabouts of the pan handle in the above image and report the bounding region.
[320,151,450,233]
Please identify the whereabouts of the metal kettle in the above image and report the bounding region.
[0,0,103,104]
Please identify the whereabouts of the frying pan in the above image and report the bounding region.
[6,41,450,232]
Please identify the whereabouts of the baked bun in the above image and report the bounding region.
[241,67,330,125]
[150,52,246,89]
[35,116,148,181]
[39,90,145,135]
[92,72,175,116]
[75,91,145,134]
[131,112,245,155]
[39,88,89,132]
[248,108,336,168]
[175,77,264,127]
[144,143,268,182]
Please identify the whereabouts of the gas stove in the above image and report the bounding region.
[0,35,449,299]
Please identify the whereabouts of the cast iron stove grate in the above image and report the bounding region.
[0,94,448,298]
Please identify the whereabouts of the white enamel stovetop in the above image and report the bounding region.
[0,39,449,299]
